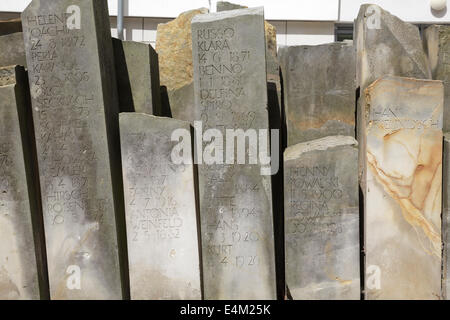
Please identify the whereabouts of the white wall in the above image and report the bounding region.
[2,0,450,46]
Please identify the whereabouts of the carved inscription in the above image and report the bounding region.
[22,0,122,299]
[192,8,276,299]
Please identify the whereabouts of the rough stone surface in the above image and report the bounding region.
[0,33,26,68]
[364,76,443,300]
[424,25,450,132]
[192,7,276,300]
[444,133,450,300]
[120,113,201,300]
[113,39,161,115]
[0,66,47,300]
[156,8,208,121]
[22,0,126,300]
[284,136,360,300]
[355,4,431,184]
[279,42,356,146]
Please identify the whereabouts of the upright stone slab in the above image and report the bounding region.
[156,8,208,122]
[279,42,356,146]
[0,66,47,300]
[364,76,443,299]
[424,25,450,132]
[284,136,360,300]
[192,7,276,300]
[120,113,201,300]
[0,33,26,68]
[113,39,161,115]
[355,4,431,185]
[444,134,450,300]
[22,0,126,299]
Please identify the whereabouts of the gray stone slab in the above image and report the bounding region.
[192,7,276,300]
[355,4,431,186]
[113,39,161,115]
[0,65,48,300]
[444,133,450,300]
[22,0,126,299]
[424,25,450,132]
[284,136,360,300]
[279,42,355,146]
[120,113,201,300]
[0,32,26,68]
[364,76,443,299]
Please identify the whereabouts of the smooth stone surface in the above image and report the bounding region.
[156,8,208,121]
[0,66,47,300]
[113,39,161,115]
[192,7,276,300]
[443,133,450,300]
[284,136,360,300]
[355,4,432,184]
[279,42,355,146]
[120,113,201,300]
[424,25,450,132]
[364,76,443,300]
[22,0,126,299]
[0,32,26,68]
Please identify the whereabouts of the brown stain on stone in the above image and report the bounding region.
[324,241,352,286]
[155,8,208,91]
[367,129,442,257]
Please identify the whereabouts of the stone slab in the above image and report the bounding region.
[364,76,443,299]
[424,25,450,132]
[192,7,276,300]
[120,113,201,300]
[284,136,360,300]
[113,39,161,115]
[0,32,26,68]
[279,42,356,146]
[0,65,48,300]
[22,0,126,299]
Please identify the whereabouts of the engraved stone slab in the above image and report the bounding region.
[424,25,450,132]
[0,66,47,300]
[355,4,431,184]
[364,76,443,299]
[284,136,360,300]
[192,7,276,300]
[22,0,126,299]
[113,39,161,115]
[279,43,356,146]
[444,134,450,300]
[120,113,201,300]
[0,33,26,68]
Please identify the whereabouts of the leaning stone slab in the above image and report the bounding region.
[0,66,48,300]
[424,25,450,132]
[355,4,431,184]
[120,113,201,300]
[0,32,26,68]
[156,8,208,122]
[364,76,443,300]
[22,0,126,299]
[279,42,355,146]
[444,134,450,300]
[284,136,360,300]
[113,39,161,115]
[192,7,276,300]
